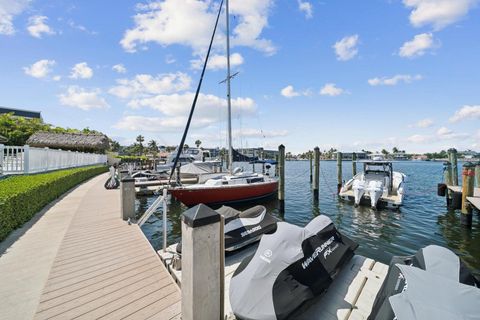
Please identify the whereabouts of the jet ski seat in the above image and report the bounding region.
[238,205,266,219]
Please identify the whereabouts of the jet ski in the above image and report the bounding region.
[369,245,480,320]
[230,215,358,320]
[176,205,278,253]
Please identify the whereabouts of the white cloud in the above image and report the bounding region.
[410,118,434,128]
[368,74,422,86]
[403,0,478,30]
[70,62,93,79]
[320,83,345,96]
[399,33,436,58]
[191,53,244,70]
[109,72,191,99]
[121,0,276,55]
[58,86,109,111]
[112,64,127,74]
[165,54,176,64]
[0,0,30,35]
[333,35,359,61]
[436,126,469,140]
[407,134,433,143]
[232,128,288,138]
[67,20,97,35]
[281,85,300,98]
[53,75,61,81]
[27,15,55,38]
[298,0,313,19]
[114,115,214,132]
[23,59,55,78]
[449,105,480,122]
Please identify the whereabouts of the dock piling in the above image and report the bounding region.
[448,148,459,186]
[278,144,285,212]
[443,161,453,206]
[309,151,313,183]
[313,147,320,199]
[181,204,224,320]
[352,152,357,176]
[461,162,475,226]
[337,152,343,194]
[162,188,168,252]
[475,162,480,188]
[120,175,136,221]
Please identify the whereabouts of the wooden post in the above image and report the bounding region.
[181,204,224,320]
[162,188,168,252]
[309,151,313,183]
[444,161,453,206]
[352,152,357,176]
[119,169,128,181]
[313,147,320,199]
[275,154,279,177]
[337,152,343,194]
[252,150,256,173]
[461,162,475,226]
[121,176,136,220]
[278,144,285,212]
[475,162,480,188]
[448,148,459,186]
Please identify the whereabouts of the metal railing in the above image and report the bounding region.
[137,188,169,251]
[0,144,107,175]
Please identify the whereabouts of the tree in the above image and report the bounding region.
[195,140,202,148]
[392,147,399,154]
[381,149,389,156]
[135,135,145,155]
[148,140,159,156]
[110,140,121,152]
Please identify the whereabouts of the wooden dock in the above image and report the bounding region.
[159,244,388,319]
[447,186,480,210]
[0,173,180,320]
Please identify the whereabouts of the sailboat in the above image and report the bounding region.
[169,0,278,206]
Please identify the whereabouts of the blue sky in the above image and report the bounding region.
[1,0,479,153]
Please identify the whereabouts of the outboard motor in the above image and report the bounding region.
[230,215,358,320]
[369,245,480,320]
[352,180,365,206]
[366,180,383,209]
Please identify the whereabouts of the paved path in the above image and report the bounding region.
[0,173,180,320]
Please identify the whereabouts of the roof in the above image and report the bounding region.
[26,132,109,152]
[0,134,7,143]
[0,107,42,119]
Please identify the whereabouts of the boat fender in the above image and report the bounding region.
[437,183,447,197]
[451,191,462,210]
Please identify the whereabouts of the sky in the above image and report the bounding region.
[0,0,479,154]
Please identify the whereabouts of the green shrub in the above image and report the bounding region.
[0,165,108,241]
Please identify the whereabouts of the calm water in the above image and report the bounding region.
[137,160,480,276]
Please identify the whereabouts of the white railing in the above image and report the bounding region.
[0,144,107,175]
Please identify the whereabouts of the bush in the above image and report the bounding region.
[0,165,108,241]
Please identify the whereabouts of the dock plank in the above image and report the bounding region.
[467,197,480,210]
[32,173,180,320]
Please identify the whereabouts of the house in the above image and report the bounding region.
[0,107,43,121]
[339,152,367,160]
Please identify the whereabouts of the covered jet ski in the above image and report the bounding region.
[176,205,278,253]
[369,245,480,320]
[230,215,358,320]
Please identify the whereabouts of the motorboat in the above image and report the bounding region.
[229,215,358,320]
[369,245,480,320]
[339,161,406,209]
[170,168,278,206]
[176,204,279,252]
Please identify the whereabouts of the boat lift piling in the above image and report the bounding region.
[120,175,136,221]
[278,144,285,213]
[313,147,320,199]
[461,162,475,226]
[443,161,453,206]
[309,151,313,183]
[352,152,357,176]
[337,152,343,194]
[448,148,459,186]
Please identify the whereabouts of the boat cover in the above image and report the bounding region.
[229,215,358,320]
[369,245,480,320]
[179,162,215,174]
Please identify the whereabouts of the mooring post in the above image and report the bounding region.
[278,144,285,212]
[275,154,279,177]
[337,152,343,194]
[252,150,256,173]
[475,162,480,188]
[119,169,128,181]
[461,162,475,226]
[162,188,168,252]
[443,161,453,206]
[352,152,357,176]
[449,148,459,186]
[309,151,313,183]
[181,204,224,320]
[313,147,320,199]
[120,175,136,221]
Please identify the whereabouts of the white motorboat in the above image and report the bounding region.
[339,161,406,209]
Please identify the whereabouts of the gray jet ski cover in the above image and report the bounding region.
[368,245,480,320]
[229,215,358,320]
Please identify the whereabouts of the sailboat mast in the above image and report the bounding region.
[226,0,233,174]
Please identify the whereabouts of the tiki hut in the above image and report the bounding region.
[0,134,7,144]
[26,132,109,153]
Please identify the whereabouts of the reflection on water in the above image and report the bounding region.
[138,160,480,276]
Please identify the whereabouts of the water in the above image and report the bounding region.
[137,160,480,277]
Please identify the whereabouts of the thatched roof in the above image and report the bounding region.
[0,134,7,143]
[26,132,109,152]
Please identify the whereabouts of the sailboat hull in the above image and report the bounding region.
[170,181,278,207]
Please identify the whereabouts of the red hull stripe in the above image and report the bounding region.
[170,181,279,206]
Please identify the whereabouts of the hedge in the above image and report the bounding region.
[0,165,108,241]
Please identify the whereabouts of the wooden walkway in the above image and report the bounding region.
[0,173,180,320]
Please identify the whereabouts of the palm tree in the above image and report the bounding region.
[392,147,399,154]
[135,135,145,155]
[148,140,159,155]
[195,139,202,148]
